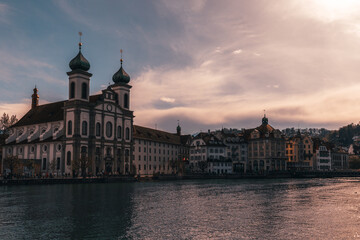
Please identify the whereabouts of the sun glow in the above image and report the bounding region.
[299,0,360,22]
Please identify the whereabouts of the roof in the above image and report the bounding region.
[133,125,181,145]
[10,92,132,128]
[12,101,66,127]
[180,134,192,145]
[192,132,226,147]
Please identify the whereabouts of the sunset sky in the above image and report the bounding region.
[1,0,360,133]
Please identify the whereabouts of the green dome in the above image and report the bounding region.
[69,44,90,71]
[112,60,130,84]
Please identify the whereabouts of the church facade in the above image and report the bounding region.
[2,42,134,176]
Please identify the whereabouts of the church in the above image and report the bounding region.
[2,40,134,176]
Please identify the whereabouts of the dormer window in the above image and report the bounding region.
[41,128,46,134]
[54,127,59,133]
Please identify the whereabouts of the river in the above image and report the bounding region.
[0,178,359,239]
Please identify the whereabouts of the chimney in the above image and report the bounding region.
[32,86,39,109]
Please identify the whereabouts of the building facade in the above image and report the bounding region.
[189,132,231,174]
[133,125,181,177]
[245,115,287,173]
[2,42,134,176]
[331,148,349,170]
[286,132,314,171]
[313,139,332,171]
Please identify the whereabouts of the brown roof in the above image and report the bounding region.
[133,125,181,145]
[13,101,66,127]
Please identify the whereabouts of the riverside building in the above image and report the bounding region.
[189,132,232,174]
[244,115,287,172]
[2,41,134,176]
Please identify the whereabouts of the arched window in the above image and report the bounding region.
[106,122,113,138]
[82,121,88,135]
[70,82,75,99]
[124,93,129,109]
[126,127,130,140]
[81,82,87,99]
[96,122,101,137]
[67,121,72,135]
[117,126,122,139]
[67,151,71,165]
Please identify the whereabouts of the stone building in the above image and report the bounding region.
[133,125,181,177]
[189,132,231,174]
[286,131,314,171]
[312,138,332,171]
[331,148,349,170]
[2,41,134,176]
[215,131,248,173]
[244,115,287,172]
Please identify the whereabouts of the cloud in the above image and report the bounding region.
[233,49,243,54]
[0,3,11,24]
[160,97,175,103]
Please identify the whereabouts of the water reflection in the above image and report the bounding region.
[0,183,135,239]
[0,179,360,239]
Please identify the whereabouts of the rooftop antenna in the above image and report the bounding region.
[155,123,157,130]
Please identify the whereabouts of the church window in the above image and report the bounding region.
[30,146,35,153]
[81,82,87,99]
[106,122,113,138]
[82,121,88,136]
[124,93,129,108]
[67,151,71,166]
[96,123,101,137]
[126,127,130,140]
[42,145,48,152]
[57,144,62,152]
[117,126,122,139]
[68,121,72,135]
[70,82,75,99]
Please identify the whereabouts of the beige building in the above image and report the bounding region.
[133,125,182,177]
[244,115,287,173]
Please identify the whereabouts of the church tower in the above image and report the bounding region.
[111,50,131,109]
[67,33,92,102]
[31,86,39,109]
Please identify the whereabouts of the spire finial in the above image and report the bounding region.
[120,49,123,66]
[78,32,83,50]
[264,109,266,117]
[177,119,180,126]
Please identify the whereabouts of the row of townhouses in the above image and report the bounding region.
[0,43,349,177]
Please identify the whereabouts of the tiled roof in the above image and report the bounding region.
[133,125,181,145]
[193,132,226,147]
[12,101,66,127]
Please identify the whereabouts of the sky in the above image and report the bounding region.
[1,0,360,133]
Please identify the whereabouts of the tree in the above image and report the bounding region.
[72,155,92,178]
[3,156,21,179]
[0,113,18,133]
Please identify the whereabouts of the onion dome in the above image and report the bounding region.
[112,58,130,84]
[69,42,90,71]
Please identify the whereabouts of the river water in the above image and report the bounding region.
[0,178,359,240]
